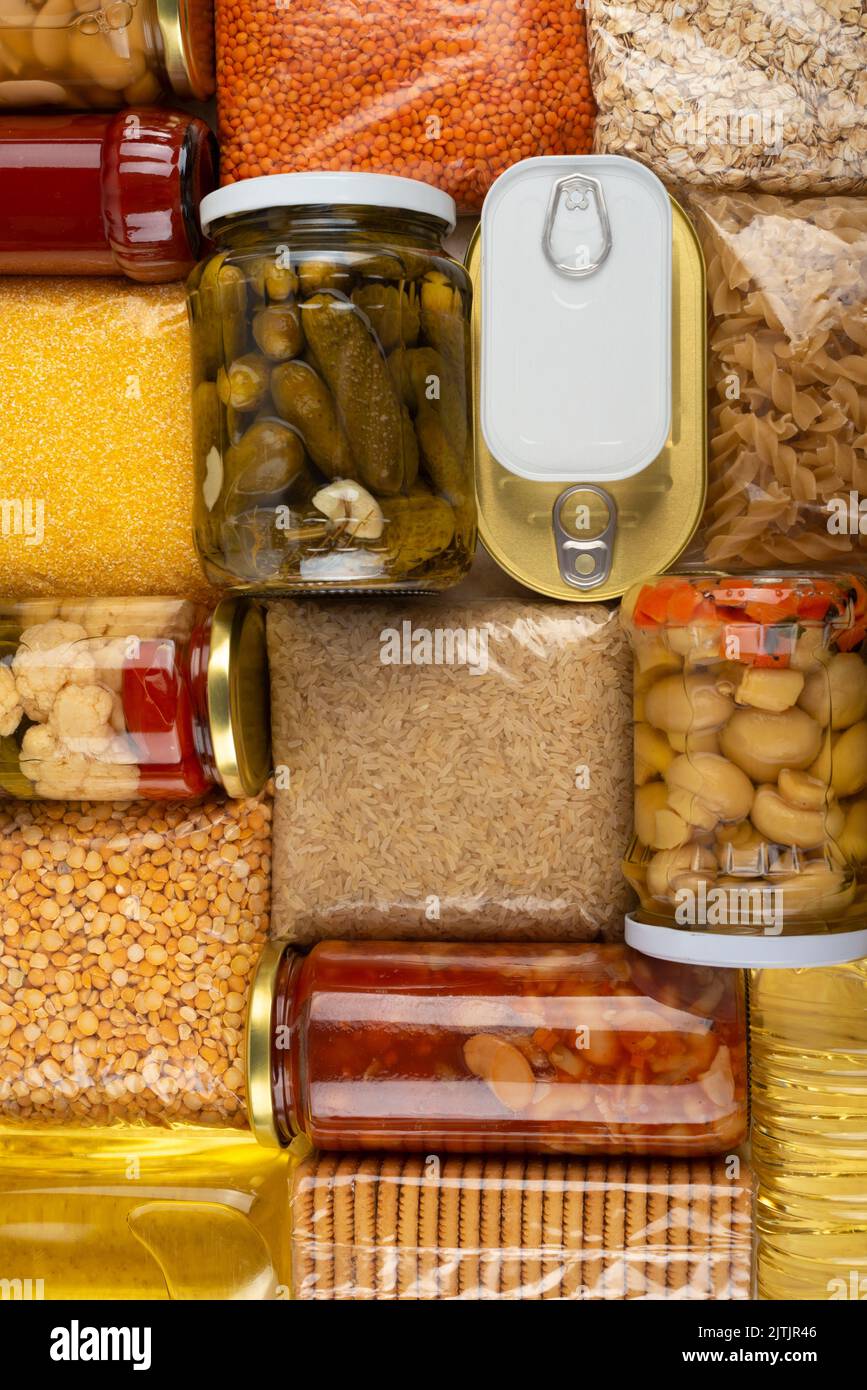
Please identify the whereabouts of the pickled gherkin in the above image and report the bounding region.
[249,256,299,302]
[224,420,313,503]
[187,176,476,591]
[420,271,467,366]
[270,360,356,481]
[217,354,269,412]
[301,293,421,497]
[351,283,420,352]
[252,304,304,362]
[190,253,248,379]
[375,488,457,570]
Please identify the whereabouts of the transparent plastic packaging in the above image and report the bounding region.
[621,575,867,933]
[0,278,208,599]
[0,596,269,801]
[290,1151,754,1299]
[0,792,271,1127]
[585,0,867,194]
[681,192,867,571]
[0,1128,291,1299]
[261,942,749,1157]
[215,0,595,212]
[751,962,867,1301]
[267,598,633,941]
[188,176,476,594]
[0,0,215,110]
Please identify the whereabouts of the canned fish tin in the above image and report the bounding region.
[468,156,706,602]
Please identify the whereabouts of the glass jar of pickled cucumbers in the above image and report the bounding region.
[188,173,476,593]
[0,596,269,800]
[621,575,867,967]
[0,0,214,110]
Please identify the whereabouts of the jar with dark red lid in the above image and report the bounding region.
[0,108,217,280]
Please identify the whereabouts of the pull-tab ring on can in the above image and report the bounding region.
[542,172,612,278]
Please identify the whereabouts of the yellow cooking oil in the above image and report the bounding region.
[750,960,867,1301]
[0,1125,293,1301]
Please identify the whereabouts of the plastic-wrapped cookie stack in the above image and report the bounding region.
[291,1155,754,1300]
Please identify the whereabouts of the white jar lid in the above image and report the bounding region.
[200,172,457,235]
[480,155,672,486]
[625,913,867,970]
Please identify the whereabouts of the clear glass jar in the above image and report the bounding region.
[187,172,476,593]
[0,596,269,799]
[620,574,867,958]
[0,0,214,109]
[0,109,216,279]
[248,941,749,1157]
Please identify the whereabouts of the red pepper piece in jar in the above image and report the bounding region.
[722,621,798,668]
[121,639,209,798]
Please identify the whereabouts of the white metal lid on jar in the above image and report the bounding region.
[625,913,867,970]
[200,172,457,235]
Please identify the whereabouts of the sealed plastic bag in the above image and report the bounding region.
[290,1152,754,1299]
[0,279,210,600]
[680,192,867,570]
[215,0,595,211]
[0,792,271,1127]
[586,0,867,194]
[0,1128,291,1300]
[267,599,633,941]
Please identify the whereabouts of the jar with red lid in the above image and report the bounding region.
[0,109,216,280]
[0,0,214,109]
[247,940,748,1157]
[0,595,270,799]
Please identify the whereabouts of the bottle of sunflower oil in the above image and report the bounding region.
[750,959,867,1302]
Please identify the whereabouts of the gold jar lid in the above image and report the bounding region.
[156,0,216,101]
[207,597,271,798]
[246,939,287,1149]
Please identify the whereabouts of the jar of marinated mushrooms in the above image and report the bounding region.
[621,574,867,968]
[188,172,476,592]
[0,596,269,800]
[0,0,214,109]
[247,940,748,1156]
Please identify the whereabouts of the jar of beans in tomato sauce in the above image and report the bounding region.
[0,596,269,800]
[247,940,748,1156]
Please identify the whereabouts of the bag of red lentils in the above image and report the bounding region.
[0,792,271,1129]
[215,0,596,211]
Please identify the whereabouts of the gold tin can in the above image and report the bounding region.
[467,198,707,601]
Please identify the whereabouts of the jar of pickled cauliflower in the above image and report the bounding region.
[621,575,867,967]
[0,0,214,109]
[0,596,269,799]
[187,172,476,593]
